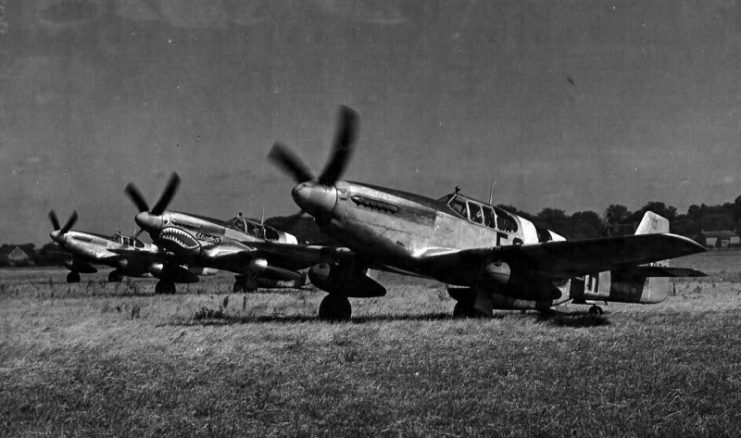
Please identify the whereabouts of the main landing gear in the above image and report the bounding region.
[154,280,176,295]
[453,301,483,318]
[232,275,258,293]
[66,272,81,283]
[108,271,124,282]
[318,295,351,321]
[589,305,604,316]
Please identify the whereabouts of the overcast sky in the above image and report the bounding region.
[1,0,740,244]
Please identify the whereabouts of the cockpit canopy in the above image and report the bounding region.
[228,216,280,241]
[112,233,145,248]
[437,193,519,233]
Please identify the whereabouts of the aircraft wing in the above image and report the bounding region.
[200,240,354,277]
[421,233,706,280]
[108,248,174,264]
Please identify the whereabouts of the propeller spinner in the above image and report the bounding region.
[49,210,78,243]
[124,172,180,237]
[267,106,359,217]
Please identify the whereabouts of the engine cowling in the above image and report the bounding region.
[309,262,386,298]
[482,261,511,286]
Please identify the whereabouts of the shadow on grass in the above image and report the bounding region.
[534,310,611,327]
[166,311,457,326]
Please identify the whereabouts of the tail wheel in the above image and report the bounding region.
[66,272,81,283]
[589,305,604,316]
[318,295,351,321]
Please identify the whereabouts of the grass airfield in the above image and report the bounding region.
[1,252,741,436]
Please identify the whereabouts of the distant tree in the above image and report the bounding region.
[603,204,631,227]
[630,201,677,222]
[700,213,735,231]
[496,204,536,222]
[569,211,605,239]
[671,213,700,237]
[687,204,701,219]
[734,196,741,228]
[536,208,569,236]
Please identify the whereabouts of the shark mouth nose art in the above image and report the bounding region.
[158,227,200,251]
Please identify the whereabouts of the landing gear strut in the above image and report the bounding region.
[453,301,482,318]
[233,275,258,293]
[155,280,176,295]
[108,271,124,282]
[589,305,604,316]
[66,272,81,283]
[318,295,351,321]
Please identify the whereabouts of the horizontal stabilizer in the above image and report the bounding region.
[632,266,707,277]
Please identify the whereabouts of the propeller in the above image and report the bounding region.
[125,172,180,216]
[48,210,78,242]
[268,106,358,187]
[124,172,180,238]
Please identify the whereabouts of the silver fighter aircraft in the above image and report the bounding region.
[268,107,706,320]
[49,210,215,291]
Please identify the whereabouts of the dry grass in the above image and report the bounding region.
[1,252,741,436]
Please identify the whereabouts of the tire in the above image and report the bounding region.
[453,301,482,318]
[318,295,351,322]
[108,271,123,282]
[66,272,81,283]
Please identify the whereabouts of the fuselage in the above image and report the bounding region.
[295,180,564,284]
[134,210,301,275]
[50,230,161,276]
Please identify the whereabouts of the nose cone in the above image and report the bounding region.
[49,230,60,242]
[135,212,163,233]
[291,182,337,217]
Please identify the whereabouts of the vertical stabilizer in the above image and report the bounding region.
[635,211,669,235]
[635,211,670,301]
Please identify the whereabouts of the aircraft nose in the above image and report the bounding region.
[135,212,163,233]
[49,230,60,242]
[291,182,337,217]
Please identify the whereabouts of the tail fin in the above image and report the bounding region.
[635,211,669,235]
[634,211,672,302]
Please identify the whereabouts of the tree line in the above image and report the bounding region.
[498,196,741,240]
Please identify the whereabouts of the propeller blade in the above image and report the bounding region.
[125,183,149,213]
[318,106,358,186]
[151,172,180,215]
[60,211,78,234]
[268,142,315,184]
[49,210,60,231]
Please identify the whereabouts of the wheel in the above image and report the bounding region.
[233,278,245,293]
[318,295,351,321]
[155,281,176,295]
[108,271,123,282]
[453,301,483,318]
[66,272,81,283]
[233,275,258,293]
[589,305,604,316]
[453,301,470,318]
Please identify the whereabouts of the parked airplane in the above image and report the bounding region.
[49,210,215,291]
[124,174,336,292]
[268,106,706,320]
